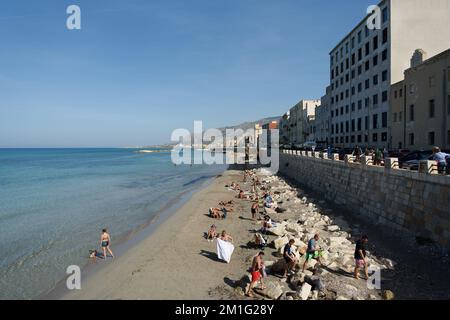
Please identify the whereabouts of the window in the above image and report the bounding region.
[351,37,355,49]
[345,90,349,98]
[351,103,355,111]
[346,42,349,54]
[335,124,339,133]
[365,60,370,71]
[382,49,387,61]
[373,36,378,51]
[382,70,388,82]
[382,90,388,102]
[351,86,355,95]
[399,88,403,97]
[358,31,362,43]
[357,135,362,143]
[351,54,356,65]
[357,118,362,131]
[365,134,368,143]
[358,65,362,75]
[346,73,349,82]
[394,90,398,99]
[340,92,343,100]
[365,26,370,37]
[351,136,355,143]
[346,121,349,132]
[373,114,378,129]
[399,111,402,122]
[340,122,344,132]
[382,7,388,23]
[373,94,378,106]
[358,48,362,61]
[409,133,415,146]
[382,112,388,128]
[365,97,370,108]
[365,42,370,56]
[448,95,450,115]
[351,70,355,79]
[365,79,370,89]
[331,110,334,117]
[394,112,397,122]
[428,132,435,145]
[429,76,436,87]
[382,132,387,142]
[372,133,378,142]
[358,100,362,110]
[358,83,362,92]
[340,136,344,143]
[373,74,379,85]
[365,116,369,130]
[351,119,355,132]
[448,130,450,145]
[331,125,334,134]
[346,58,349,70]
[345,136,349,143]
[410,104,415,121]
[373,55,378,66]
[429,99,435,118]
[382,27,388,44]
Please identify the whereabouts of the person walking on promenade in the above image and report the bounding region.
[432,147,449,175]
[354,235,369,280]
[373,148,383,166]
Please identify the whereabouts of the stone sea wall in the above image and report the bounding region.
[279,150,450,251]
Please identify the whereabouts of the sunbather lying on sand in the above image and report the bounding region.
[219,200,234,206]
[209,207,223,219]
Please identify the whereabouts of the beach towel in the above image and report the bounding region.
[216,238,234,263]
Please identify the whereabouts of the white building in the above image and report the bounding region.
[288,99,321,146]
[328,0,450,149]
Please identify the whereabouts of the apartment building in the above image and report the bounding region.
[391,49,450,150]
[287,99,321,145]
[329,0,450,149]
[315,86,332,145]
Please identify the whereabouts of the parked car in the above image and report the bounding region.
[399,150,433,170]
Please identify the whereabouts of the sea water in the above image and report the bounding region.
[0,148,226,299]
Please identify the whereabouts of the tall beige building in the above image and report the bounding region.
[328,0,450,149]
[288,99,320,145]
[390,49,450,150]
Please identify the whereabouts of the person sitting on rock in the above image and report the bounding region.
[283,239,297,278]
[245,252,266,297]
[254,233,266,249]
[354,235,369,280]
[302,234,324,272]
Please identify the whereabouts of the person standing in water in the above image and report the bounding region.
[100,228,114,259]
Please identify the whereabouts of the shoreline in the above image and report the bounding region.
[58,170,239,300]
[41,172,223,300]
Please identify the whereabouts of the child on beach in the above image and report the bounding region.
[100,228,114,259]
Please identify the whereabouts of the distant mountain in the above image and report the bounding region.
[148,116,281,147]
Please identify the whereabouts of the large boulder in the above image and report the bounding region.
[296,283,312,300]
[270,259,288,275]
[266,225,285,236]
[304,275,325,292]
[255,281,284,300]
[327,225,340,232]
[273,236,290,250]
[382,290,395,300]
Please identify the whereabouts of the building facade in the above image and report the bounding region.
[391,49,450,150]
[315,86,332,146]
[288,99,320,146]
[329,0,450,149]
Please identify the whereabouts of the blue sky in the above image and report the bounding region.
[0,0,374,147]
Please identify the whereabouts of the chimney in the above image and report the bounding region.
[410,49,427,68]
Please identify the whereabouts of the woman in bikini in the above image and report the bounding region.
[100,228,114,259]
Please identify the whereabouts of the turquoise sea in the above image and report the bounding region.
[0,148,226,299]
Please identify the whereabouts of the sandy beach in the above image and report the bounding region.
[61,168,450,300]
[62,169,253,300]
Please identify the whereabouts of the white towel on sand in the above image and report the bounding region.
[216,239,234,263]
